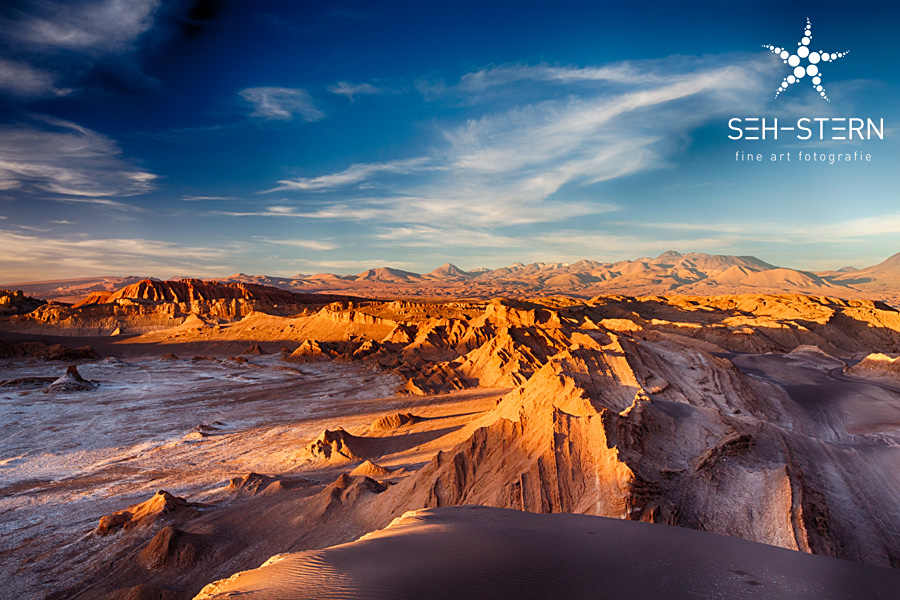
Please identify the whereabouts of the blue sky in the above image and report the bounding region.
[1,0,899,281]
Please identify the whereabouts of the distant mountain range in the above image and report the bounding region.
[4,250,900,306]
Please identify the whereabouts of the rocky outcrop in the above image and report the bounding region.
[316,473,388,516]
[42,365,98,393]
[300,429,377,465]
[349,460,394,478]
[284,339,336,363]
[274,295,900,396]
[589,294,900,356]
[369,413,422,430]
[240,343,269,355]
[76,279,295,307]
[96,491,200,536]
[138,526,209,570]
[226,473,312,495]
[0,289,45,315]
[1,280,363,335]
[846,353,900,383]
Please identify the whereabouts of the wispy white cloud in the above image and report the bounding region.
[442,65,761,179]
[182,195,237,202]
[0,59,70,98]
[419,57,777,103]
[48,197,135,207]
[625,220,749,233]
[267,158,434,192]
[638,211,900,244]
[0,117,156,199]
[0,229,230,281]
[532,230,730,258]
[222,196,612,227]
[10,0,161,55]
[219,203,383,220]
[252,54,774,232]
[819,212,900,239]
[298,258,418,271]
[239,87,324,121]
[372,225,521,248]
[457,63,651,92]
[328,81,381,100]
[254,236,338,251]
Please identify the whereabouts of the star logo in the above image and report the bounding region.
[763,18,849,102]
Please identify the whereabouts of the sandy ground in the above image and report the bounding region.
[0,352,502,599]
[731,352,900,442]
[0,329,299,358]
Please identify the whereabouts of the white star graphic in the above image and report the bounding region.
[763,17,849,102]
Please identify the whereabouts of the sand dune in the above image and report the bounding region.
[194,506,900,600]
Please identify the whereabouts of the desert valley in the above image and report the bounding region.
[3,0,899,597]
[1,250,900,599]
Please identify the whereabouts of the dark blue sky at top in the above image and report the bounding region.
[1,0,899,280]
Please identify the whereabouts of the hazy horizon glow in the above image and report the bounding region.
[1,1,899,282]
